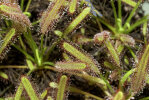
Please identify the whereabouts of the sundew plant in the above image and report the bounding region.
[0,0,149,100]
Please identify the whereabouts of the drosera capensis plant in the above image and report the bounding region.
[0,0,149,100]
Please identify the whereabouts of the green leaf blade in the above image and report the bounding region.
[40,0,66,34]
[0,28,16,60]
[62,41,100,74]
[21,76,39,100]
[131,44,149,94]
[69,0,77,14]
[55,61,87,71]
[56,75,68,100]
[64,7,91,36]
[105,40,120,67]
[14,83,24,100]
[0,3,31,26]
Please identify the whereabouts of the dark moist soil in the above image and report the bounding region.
[0,0,149,100]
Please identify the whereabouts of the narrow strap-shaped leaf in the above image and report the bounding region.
[81,74,107,89]
[117,44,124,55]
[0,2,31,26]
[40,0,66,34]
[105,40,120,67]
[64,7,91,36]
[119,68,135,88]
[21,76,39,100]
[131,44,149,94]
[69,0,78,14]
[55,61,86,71]
[122,0,136,7]
[56,75,68,100]
[0,28,15,60]
[14,83,24,100]
[61,41,100,74]
[142,21,148,37]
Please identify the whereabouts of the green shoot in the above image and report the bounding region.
[122,0,137,7]
[25,0,32,12]
[55,61,87,71]
[105,40,120,67]
[56,75,68,100]
[119,68,135,89]
[142,21,148,45]
[14,83,24,100]
[0,28,15,60]
[21,76,39,100]
[69,0,77,14]
[64,7,91,36]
